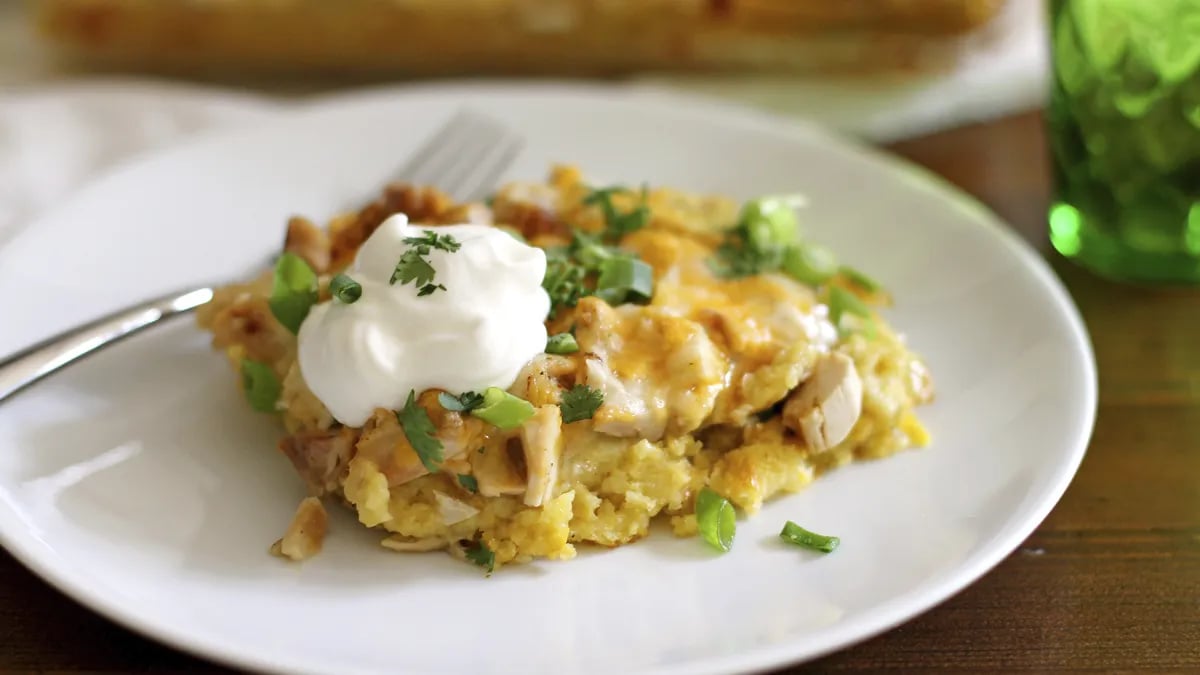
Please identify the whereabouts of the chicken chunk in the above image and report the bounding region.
[278,427,358,496]
[270,497,328,561]
[521,405,564,507]
[783,352,863,452]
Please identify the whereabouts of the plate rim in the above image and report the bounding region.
[0,80,1097,675]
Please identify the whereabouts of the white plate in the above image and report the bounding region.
[0,84,1096,675]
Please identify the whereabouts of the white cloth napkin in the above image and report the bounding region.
[0,2,1046,248]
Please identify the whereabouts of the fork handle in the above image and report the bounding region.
[0,287,215,404]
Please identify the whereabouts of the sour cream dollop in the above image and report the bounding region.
[298,214,550,427]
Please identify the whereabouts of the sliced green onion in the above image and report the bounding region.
[240,359,281,413]
[695,488,736,553]
[595,256,654,305]
[268,252,319,334]
[545,333,579,355]
[779,521,840,553]
[828,286,873,326]
[740,196,801,251]
[471,387,535,430]
[782,244,838,286]
[329,273,362,304]
[839,266,883,293]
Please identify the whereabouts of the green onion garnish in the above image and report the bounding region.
[240,359,281,413]
[828,286,873,327]
[471,387,535,430]
[839,266,883,293]
[740,196,800,251]
[779,521,840,553]
[695,488,736,553]
[268,252,318,334]
[545,333,579,355]
[782,244,838,286]
[329,273,362,304]
[595,256,654,305]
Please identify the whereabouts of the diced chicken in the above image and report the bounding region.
[278,427,358,496]
[521,405,564,507]
[270,497,328,562]
[584,357,662,439]
[783,352,863,452]
[283,215,331,274]
[509,353,578,407]
[471,439,527,497]
[207,292,294,366]
[574,298,728,441]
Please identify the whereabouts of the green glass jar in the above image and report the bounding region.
[1047,0,1200,283]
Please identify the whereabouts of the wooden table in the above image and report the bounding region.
[3,111,1198,672]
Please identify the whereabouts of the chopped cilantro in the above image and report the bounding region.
[464,540,495,576]
[543,250,588,318]
[584,185,650,242]
[397,390,443,473]
[438,391,485,413]
[457,474,479,493]
[560,384,604,423]
[391,229,461,296]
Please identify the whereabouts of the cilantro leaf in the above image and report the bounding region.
[390,230,460,296]
[584,185,650,242]
[543,251,589,319]
[403,230,462,254]
[438,390,485,413]
[397,390,443,473]
[457,474,479,493]
[560,384,604,423]
[391,248,436,286]
[464,540,495,576]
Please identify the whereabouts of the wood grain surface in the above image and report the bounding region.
[3,111,1198,673]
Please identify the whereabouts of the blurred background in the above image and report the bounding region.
[2,0,1045,132]
[0,0,1046,242]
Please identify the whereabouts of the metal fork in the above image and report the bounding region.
[0,111,523,404]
